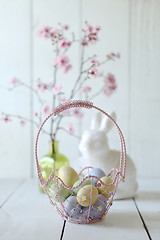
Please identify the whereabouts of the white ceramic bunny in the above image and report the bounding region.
[79,112,138,199]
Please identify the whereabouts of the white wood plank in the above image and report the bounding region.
[0,0,32,178]
[135,178,160,240]
[81,0,130,153]
[130,0,160,177]
[0,179,64,240]
[63,199,148,240]
[0,179,22,207]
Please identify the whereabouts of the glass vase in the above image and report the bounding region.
[39,140,69,192]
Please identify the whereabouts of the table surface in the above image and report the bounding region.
[0,178,159,240]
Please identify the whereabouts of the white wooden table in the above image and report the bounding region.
[0,179,159,240]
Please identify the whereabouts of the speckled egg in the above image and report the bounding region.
[97,176,115,199]
[77,185,98,207]
[73,179,92,195]
[58,166,79,187]
[82,195,107,220]
[89,168,106,184]
[63,196,83,219]
[47,182,70,202]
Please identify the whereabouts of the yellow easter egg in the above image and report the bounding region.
[97,176,115,199]
[77,185,98,207]
[58,166,79,187]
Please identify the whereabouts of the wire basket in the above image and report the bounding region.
[35,100,126,224]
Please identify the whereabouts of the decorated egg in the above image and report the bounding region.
[73,179,92,195]
[82,195,107,220]
[89,168,106,184]
[97,176,115,199]
[63,196,83,219]
[47,182,70,202]
[58,166,79,187]
[77,185,98,207]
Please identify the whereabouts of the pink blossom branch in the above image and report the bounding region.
[88,86,104,101]
[57,127,80,139]
[9,81,44,105]
[2,113,50,135]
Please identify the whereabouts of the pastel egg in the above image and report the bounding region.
[73,179,92,195]
[97,176,115,199]
[89,168,106,184]
[47,182,70,202]
[63,196,82,219]
[77,185,98,207]
[82,195,107,220]
[58,166,79,187]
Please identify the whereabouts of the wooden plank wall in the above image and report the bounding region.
[0,0,160,178]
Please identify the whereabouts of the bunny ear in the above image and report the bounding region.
[100,112,116,133]
[90,112,102,130]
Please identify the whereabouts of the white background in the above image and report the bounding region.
[0,0,160,179]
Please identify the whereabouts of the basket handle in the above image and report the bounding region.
[35,100,126,187]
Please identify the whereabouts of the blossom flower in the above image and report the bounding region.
[63,25,69,30]
[36,81,47,92]
[41,104,50,116]
[58,38,70,48]
[66,123,74,135]
[3,116,11,123]
[37,26,51,38]
[9,78,20,85]
[34,112,38,117]
[72,108,83,119]
[81,86,91,94]
[53,55,69,67]
[88,67,97,77]
[62,64,72,74]
[103,73,117,96]
[20,120,26,126]
[52,84,62,95]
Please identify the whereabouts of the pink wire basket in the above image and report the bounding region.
[35,100,126,224]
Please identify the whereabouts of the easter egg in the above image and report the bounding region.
[63,196,83,219]
[58,166,79,187]
[89,168,106,184]
[77,185,98,207]
[97,176,115,199]
[82,195,107,220]
[73,179,92,195]
[47,182,70,202]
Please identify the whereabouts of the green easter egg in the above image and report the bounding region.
[47,182,70,202]
[73,179,92,195]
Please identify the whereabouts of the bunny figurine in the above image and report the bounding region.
[79,112,138,200]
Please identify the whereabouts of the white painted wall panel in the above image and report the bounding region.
[0,0,160,178]
[0,0,31,178]
[130,0,160,177]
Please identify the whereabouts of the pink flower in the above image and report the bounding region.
[34,112,38,117]
[63,25,69,30]
[3,116,11,123]
[53,55,69,67]
[103,73,117,96]
[66,123,74,135]
[41,104,50,116]
[20,120,26,126]
[81,86,91,94]
[37,26,51,38]
[9,78,20,85]
[72,108,83,119]
[88,67,97,77]
[62,64,72,74]
[52,84,62,95]
[58,38,70,48]
[36,81,47,92]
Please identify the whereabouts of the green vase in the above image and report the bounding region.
[39,140,69,192]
